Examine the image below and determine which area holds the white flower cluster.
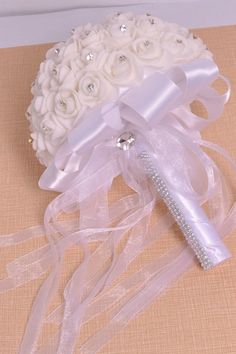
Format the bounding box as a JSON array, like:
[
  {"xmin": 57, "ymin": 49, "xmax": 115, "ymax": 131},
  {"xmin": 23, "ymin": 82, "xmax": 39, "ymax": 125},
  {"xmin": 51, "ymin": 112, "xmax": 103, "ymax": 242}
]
[{"xmin": 27, "ymin": 12, "xmax": 212, "ymax": 166}]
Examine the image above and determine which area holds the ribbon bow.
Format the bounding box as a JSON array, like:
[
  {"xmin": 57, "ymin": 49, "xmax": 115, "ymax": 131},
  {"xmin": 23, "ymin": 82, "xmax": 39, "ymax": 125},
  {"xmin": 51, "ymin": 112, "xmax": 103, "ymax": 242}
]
[{"xmin": 39, "ymin": 58, "xmax": 229, "ymax": 193}]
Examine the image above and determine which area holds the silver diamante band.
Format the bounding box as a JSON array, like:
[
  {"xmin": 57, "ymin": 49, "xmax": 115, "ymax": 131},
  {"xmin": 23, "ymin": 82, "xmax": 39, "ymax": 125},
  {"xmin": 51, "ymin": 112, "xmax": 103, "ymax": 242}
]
[{"xmin": 138, "ymin": 151, "xmax": 213, "ymax": 270}]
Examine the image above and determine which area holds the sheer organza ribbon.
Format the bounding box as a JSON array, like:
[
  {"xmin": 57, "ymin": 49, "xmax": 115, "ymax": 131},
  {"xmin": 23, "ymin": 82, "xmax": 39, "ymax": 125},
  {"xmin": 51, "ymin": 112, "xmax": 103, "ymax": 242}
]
[{"xmin": 1, "ymin": 58, "xmax": 236, "ymax": 354}]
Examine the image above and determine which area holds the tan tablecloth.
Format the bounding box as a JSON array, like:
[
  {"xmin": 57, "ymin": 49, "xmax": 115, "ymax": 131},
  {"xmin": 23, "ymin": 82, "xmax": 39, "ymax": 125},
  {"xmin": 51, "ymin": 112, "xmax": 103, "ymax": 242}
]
[{"xmin": 0, "ymin": 25, "xmax": 236, "ymax": 354}]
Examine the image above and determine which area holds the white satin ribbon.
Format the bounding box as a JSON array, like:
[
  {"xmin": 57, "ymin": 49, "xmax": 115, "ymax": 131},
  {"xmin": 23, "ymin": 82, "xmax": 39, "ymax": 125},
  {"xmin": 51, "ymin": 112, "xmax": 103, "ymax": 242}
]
[{"xmin": 1, "ymin": 58, "xmax": 236, "ymax": 354}]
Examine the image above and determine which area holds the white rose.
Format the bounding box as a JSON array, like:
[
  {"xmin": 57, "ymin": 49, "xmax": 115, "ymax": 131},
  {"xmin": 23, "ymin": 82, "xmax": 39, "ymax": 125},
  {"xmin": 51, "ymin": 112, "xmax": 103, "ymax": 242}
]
[
  {"xmin": 45, "ymin": 41, "xmax": 66, "ymax": 62},
  {"xmin": 74, "ymin": 24, "xmax": 107, "ymax": 48},
  {"xmin": 70, "ymin": 47, "xmax": 108, "ymax": 79},
  {"xmin": 48, "ymin": 39, "xmax": 80, "ymax": 67},
  {"xmin": 29, "ymin": 109, "xmax": 81, "ymax": 165},
  {"xmin": 30, "ymin": 107, "xmax": 84, "ymax": 166},
  {"xmin": 161, "ymin": 32, "xmax": 206, "ymax": 62},
  {"xmin": 135, "ymin": 15, "xmax": 163, "ymax": 38},
  {"xmin": 40, "ymin": 113, "xmax": 67, "ymax": 141},
  {"xmin": 77, "ymin": 70, "xmax": 117, "ymax": 107},
  {"xmin": 37, "ymin": 61, "xmax": 77, "ymax": 93},
  {"xmin": 30, "ymin": 113, "xmax": 66, "ymax": 155},
  {"xmin": 104, "ymin": 12, "xmax": 136, "ymax": 48},
  {"xmin": 79, "ymin": 43, "xmax": 105, "ymax": 67},
  {"xmin": 102, "ymin": 49, "xmax": 142, "ymax": 86},
  {"xmin": 34, "ymin": 88, "xmax": 83, "ymax": 121},
  {"xmin": 106, "ymin": 20, "xmax": 136, "ymax": 48},
  {"xmin": 53, "ymin": 90, "xmax": 83, "ymax": 120},
  {"xmin": 131, "ymin": 37, "xmax": 170, "ymax": 68}
]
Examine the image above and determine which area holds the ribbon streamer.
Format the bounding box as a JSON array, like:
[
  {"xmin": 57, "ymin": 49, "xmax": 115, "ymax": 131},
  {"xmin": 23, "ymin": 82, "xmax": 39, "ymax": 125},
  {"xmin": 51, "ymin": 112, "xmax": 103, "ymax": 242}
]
[
  {"xmin": 0, "ymin": 58, "xmax": 236, "ymax": 354},
  {"xmin": 39, "ymin": 58, "xmax": 232, "ymax": 269}
]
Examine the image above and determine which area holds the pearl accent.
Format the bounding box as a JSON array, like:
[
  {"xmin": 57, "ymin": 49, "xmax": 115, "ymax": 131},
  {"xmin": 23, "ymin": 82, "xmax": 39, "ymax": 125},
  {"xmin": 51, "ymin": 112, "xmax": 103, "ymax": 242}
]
[
  {"xmin": 138, "ymin": 151, "xmax": 213, "ymax": 270},
  {"xmin": 54, "ymin": 48, "xmax": 60, "ymax": 55}
]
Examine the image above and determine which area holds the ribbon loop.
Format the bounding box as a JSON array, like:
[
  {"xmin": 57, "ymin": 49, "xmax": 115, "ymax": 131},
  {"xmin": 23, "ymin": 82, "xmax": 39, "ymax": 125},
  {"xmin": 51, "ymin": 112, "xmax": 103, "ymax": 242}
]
[
  {"xmin": 39, "ymin": 58, "xmax": 226, "ymax": 194},
  {"xmin": 120, "ymin": 72, "xmax": 182, "ymax": 128}
]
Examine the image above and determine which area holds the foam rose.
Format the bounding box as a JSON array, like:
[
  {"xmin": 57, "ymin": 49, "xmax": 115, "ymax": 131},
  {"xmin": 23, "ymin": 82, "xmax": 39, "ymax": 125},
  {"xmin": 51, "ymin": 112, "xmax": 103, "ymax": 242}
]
[
  {"xmin": 161, "ymin": 32, "xmax": 208, "ymax": 63},
  {"xmin": 131, "ymin": 37, "xmax": 170, "ymax": 68},
  {"xmin": 77, "ymin": 70, "xmax": 117, "ymax": 107},
  {"xmin": 102, "ymin": 49, "xmax": 142, "ymax": 86}
]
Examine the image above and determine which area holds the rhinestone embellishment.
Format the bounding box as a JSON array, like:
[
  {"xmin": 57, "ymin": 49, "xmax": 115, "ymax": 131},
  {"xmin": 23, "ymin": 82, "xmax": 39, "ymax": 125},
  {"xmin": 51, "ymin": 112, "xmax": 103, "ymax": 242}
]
[
  {"xmin": 120, "ymin": 24, "xmax": 127, "ymax": 32},
  {"xmin": 144, "ymin": 40, "xmax": 151, "ymax": 47},
  {"xmin": 116, "ymin": 132, "xmax": 136, "ymax": 151},
  {"xmin": 42, "ymin": 125, "xmax": 51, "ymax": 134},
  {"xmin": 119, "ymin": 55, "xmax": 127, "ymax": 63},
  {"xmin": 87, "ymin": 83, "xmax": 95, "ymax": 94},
  {"xmin": 86, "ymin": 52, "xmax": 94, "ymax": 61},
  {"xmin": 54, "ymin": 48, "xmax": 60, "ymax": 55},
  {"xmin": 138, "ymin": 151, "xmax": 213, "ymax": 270},
  {"xmin": 149, "ymin": 18, "xmax": 155, "ymax": 25},
  {"xmin": 59, "ymin": 99, "xmax": 66, "ymax": 107}
]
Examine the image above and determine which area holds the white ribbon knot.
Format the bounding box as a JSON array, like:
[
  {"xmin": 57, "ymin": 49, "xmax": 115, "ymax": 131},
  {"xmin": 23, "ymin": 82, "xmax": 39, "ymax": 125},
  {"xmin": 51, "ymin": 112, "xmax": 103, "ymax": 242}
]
[{"xmin": 39, "ymin": 58, "xmax": 229, "ymax": 193}]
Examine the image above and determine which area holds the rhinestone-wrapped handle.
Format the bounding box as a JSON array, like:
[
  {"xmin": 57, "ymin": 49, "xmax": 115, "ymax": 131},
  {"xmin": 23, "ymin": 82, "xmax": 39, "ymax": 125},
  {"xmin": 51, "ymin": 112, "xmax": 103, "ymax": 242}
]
[{"xmin": 138, "ymin": 151, "xmax": 231, "ymax": 270}]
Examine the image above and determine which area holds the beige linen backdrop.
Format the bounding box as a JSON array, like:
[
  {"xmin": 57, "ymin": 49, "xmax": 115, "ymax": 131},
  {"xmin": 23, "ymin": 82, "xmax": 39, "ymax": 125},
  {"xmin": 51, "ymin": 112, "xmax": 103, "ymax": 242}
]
[{"xmin": 0, "ymin": 25, "xmax": 236, "ymax": 354}]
